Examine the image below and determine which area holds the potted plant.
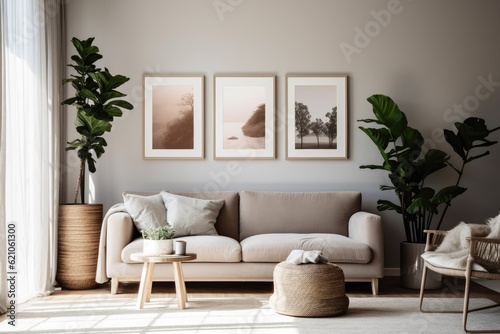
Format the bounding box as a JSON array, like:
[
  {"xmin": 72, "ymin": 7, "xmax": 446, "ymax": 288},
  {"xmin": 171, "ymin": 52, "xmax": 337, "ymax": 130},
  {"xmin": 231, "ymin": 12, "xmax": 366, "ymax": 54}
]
[
  {"xmin": 142, "ymin": 224, "xmax": 176, "ymax": 255},
  {"xmin": 358, "ymin": 94, "xmax": 499, "ymax": 288},
  {"xmin": 57, "ymin": 37, "xmax": 133, "ymax": 289}
]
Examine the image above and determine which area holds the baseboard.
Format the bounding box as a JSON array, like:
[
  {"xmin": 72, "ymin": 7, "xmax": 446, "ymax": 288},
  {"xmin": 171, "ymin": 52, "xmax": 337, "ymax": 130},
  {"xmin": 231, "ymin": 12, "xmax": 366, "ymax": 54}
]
[
  {"xmin": 384, "ymin": 268, "xmax": 500, "ymax": 293},
  {"xmin": 475, "ymin": 279, "xmax": 500, "ymax": 293}
]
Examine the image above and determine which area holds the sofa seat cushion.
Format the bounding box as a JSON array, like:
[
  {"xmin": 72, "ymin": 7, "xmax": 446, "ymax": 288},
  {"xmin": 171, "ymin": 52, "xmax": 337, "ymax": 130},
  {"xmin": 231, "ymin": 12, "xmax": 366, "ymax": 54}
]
[
  {"xmin": 240, "ymin": 233, "xmax": 372, "ymax": 263},
  {"xmin": 122, "ymin": 236, "xmax": 242, "ymax": 263}
]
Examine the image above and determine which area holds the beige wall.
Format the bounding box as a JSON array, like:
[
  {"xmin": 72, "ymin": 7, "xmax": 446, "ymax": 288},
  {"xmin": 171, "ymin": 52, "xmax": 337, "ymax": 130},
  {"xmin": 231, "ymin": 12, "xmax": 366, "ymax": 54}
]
[{"xmin": 64, "ymin": 0, "xmax": 500, "ymax": 268}]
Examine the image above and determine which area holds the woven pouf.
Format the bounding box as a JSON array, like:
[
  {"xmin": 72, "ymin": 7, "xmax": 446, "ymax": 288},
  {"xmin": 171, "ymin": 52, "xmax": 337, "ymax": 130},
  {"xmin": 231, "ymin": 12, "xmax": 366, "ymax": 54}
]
[{"xmin": 269, "ymin": 262, "xmax": 349, "ymax": 317}]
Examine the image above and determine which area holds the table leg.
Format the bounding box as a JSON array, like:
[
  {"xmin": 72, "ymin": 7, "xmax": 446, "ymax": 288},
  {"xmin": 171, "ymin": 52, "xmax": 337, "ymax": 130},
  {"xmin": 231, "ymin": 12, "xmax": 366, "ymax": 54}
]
[
  {"xmin": 136, "ymin": 262, "xmax": 154, "ymax": 309},
  {"xmin": 145, "ymin": 263, "xmax": 155, "ymax": 302},
  {"xmin": 173, "ymin": 261, "xmax": 187, "ymax": 309}
]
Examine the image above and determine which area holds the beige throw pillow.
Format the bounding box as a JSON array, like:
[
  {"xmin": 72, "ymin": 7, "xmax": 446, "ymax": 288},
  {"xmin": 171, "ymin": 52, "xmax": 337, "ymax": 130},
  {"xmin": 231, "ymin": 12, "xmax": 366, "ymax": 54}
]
[
  {"xmin": 122, "ymin": 193, "xmax": 167, "ymax": 232},
  {"xmin": 160, "ymin": 191, "xmax": 225, "ymax": 237}
]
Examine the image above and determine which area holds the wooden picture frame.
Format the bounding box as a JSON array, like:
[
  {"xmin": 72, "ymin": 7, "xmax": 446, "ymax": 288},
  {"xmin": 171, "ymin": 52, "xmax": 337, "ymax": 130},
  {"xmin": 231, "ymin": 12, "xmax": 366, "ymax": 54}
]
[
  {"xmin": 286, "ymin": 74, "xmax": 348, "ymax": 159},
  {"xmin": 143, "ymin": 75, "xmax": 204, "ymax": 159},
  {"xmin": 214, "ymin": 75, "xmax": 276, "ymax": 159}
]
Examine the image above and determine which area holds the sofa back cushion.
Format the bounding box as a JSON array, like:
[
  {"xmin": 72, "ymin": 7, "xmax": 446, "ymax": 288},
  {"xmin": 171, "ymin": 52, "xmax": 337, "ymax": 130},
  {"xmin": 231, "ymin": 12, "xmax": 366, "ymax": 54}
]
[
  {"xmin": 126, "ymin": 191, "xmax": 239, "ymax": 240},
  {"xmin": 239, "ymin": 191, "xmax": 361, "ymax": 240},
  {"xmin": 173, "ymin": 191, "xmax": 239, "ymax": 240}
]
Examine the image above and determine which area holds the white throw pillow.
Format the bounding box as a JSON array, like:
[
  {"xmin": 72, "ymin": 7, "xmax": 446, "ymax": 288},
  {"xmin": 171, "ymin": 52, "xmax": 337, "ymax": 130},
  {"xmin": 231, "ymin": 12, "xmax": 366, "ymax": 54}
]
[
  {"xmin": 160, "ymin": 191, "xmax": 225, "ymax": 237},
  {"xmin": 122, "ymin": 193, "xmax": 167, "ymax": 232}
]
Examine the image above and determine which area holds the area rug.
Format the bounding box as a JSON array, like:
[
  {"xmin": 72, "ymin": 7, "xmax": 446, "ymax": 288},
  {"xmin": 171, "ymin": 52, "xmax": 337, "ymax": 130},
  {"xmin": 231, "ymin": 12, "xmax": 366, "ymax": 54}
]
[{"xmin": 0, "ymin": 294, "xmax": 498, "ymax": 333}]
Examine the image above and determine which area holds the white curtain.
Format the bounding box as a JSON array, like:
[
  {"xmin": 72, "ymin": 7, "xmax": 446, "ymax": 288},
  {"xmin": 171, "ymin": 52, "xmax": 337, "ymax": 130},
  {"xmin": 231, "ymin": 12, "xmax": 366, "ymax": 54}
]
[
  {"xmin": 0, "ymin": 0, "xmax": 7, "ymax": 314},
  {"xmin": 0, "ymin": 0, "xmax": 64, "ymax": 308}
]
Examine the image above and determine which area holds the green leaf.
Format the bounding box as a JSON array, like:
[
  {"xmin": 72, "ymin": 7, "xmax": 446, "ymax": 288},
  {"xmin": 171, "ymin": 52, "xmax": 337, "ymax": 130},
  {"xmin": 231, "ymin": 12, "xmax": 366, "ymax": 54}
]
[
  {"xmin": 377, "ymin": 199, "xmax": 402, "ymax": 213},
  {"xmin": 107, "ymin": 99, "xmax": 133, "ymax": 110},
  {"xmin": 87, "ymin": 157, "xmax": 97, "ymax": 173},
  {"xmin": 366, "ymin": 94, "xmax": 408, "ymax": 138},
  {"xmin": 61, "ymin": 97, "xmax": 78, "ymax": 106},
  {"xmin": 102, "ymin": 91, "xmax": 126, "ymax": 102},
  {"xmin": 400, "ymin": 126, "xmax": 424, "ymax": 154},
  {"xmin": 359, "ymin": 164, "xmax": 387, "ymax": 170},
  {"xmin": 418, "ymin": 149, "xmax": 449, "ymax": 178},
  {"xmin": 407, "ymin": 197, "xmax": 436, "ymax": 215},
  {"xmin": 444, "ymin": 129, "xmax": 465, "ymax": 160},
  {"xmin": 79, "ymin": 88, "xmax": 99, "ymax": 103},
  {"xmin": 104, "ymin": 72, "xmax": 130, "ymax": 90},
  {"xmin": 359, "ymin": 127, "xmax": 391, "ymax": 151},
  {"xmin": 433, "ymin": 186, "xmax": 467, "ymax": 205}
]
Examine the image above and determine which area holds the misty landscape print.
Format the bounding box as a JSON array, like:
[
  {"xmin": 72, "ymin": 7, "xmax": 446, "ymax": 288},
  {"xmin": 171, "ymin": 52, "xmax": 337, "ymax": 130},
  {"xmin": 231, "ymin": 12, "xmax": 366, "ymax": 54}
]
[
  {"xmin": 152, "ymin": 85, "xmax": 194, "ymax": 150},
  {"xmin": 223, "ymin": 85, "xmax": 266, "ymax": 150},
  {"xmin": 294, "ymin": 85, "xmax": 338, "ymax": 149}
]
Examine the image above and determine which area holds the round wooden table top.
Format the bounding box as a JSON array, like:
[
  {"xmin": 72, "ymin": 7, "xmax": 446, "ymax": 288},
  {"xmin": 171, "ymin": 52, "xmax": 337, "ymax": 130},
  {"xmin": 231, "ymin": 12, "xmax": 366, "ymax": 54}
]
[{"xmin": 130, "ymin": 252, "xmax": 197, "ymax": 263}]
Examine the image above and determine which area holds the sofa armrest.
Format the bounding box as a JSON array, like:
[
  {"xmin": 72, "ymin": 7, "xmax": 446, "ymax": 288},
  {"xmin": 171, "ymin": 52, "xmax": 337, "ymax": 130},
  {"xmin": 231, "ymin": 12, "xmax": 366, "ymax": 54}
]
[
  {"xmin": 348, "ymin": 211, "xmax": 384, "ymax": 275},
  {"xmin": 106, "ymin": 212, "xmax": 136, "ymax": 268}
]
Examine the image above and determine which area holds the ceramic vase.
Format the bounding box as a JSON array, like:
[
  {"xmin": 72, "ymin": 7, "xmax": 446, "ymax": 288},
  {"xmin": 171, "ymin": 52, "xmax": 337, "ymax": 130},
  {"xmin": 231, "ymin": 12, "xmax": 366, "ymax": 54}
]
[
  {"xmin": 143, "ymin": 239, "xmax": 173, "ymax": 255},
  {"xmin": 400, "ymin": 241, "xmax": 442, "ymax": 289}
]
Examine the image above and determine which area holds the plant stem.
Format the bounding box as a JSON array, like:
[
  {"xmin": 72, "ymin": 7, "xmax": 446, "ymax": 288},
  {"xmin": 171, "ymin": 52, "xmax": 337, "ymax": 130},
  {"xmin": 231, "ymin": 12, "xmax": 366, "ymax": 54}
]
[
  {"xmin": 74, "ymin": 159, "xmax": 85, "ymax": 204},
  {"xmin": 435, "ymin": 153, "xmax": 467, "ymax": 230}
]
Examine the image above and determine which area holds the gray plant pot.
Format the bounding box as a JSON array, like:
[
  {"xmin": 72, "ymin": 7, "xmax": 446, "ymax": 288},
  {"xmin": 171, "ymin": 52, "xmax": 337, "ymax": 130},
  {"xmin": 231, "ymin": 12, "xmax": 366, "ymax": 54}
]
[{"xmin": 400, "ymin": 242, "xmax": 442, "ymax": 289}]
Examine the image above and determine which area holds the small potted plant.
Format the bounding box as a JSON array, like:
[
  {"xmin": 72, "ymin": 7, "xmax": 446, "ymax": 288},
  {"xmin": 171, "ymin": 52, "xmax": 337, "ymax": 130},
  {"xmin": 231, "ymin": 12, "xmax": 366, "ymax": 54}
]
[{"xmin": 142, "ymin": 224, "xmax": 176, "ymax": 255}]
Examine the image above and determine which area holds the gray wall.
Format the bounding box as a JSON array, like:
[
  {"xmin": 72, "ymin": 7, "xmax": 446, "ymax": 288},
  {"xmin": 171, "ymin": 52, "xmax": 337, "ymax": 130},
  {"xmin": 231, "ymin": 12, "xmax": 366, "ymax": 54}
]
[{"xmin": 64, "ymin": 0, "xmax": 500, "ymax": 269}]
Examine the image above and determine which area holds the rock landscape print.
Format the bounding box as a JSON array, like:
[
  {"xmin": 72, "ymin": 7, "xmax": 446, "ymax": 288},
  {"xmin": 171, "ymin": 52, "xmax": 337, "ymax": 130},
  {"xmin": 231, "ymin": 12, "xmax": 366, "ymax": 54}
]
[
  {"xmin": 295, "ymin": 85, "xmax": 337, "ymax": 149},
  {"xmin": 152, "ymin": 85, "xmax": 194, "ymax": 149},
  {"xmin": 222, "ymin": 85, "xmax": 266, "ymax": 150}
]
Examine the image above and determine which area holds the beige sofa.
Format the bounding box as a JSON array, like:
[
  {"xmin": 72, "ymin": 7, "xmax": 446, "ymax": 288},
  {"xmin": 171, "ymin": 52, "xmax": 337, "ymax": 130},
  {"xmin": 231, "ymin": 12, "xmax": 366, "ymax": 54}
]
[{"xmin": 97, "ymin": 191, "xmax": 384, "ymax": 295}]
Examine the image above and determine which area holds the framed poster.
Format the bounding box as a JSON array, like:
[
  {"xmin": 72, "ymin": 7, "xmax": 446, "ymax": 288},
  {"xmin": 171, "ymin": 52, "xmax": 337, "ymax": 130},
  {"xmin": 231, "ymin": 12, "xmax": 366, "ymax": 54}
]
[
  {"xmin": 143, "ymin": 75, "xmax": 204, "ymax": 159},
  {"xmin": 286, "ymin": 74, "xmax": 348, "ymax": 159},
  {"xmin": 214, "ymin": 75, "xmax": 276, "ymax": 159}
]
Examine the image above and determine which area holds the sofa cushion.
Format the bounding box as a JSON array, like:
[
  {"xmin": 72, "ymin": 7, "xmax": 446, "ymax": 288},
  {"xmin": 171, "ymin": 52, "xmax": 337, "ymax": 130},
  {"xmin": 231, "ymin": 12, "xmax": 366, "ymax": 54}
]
[
  {"xmin": 239, "ymin": 191, "xmax": 361, "ymax": 240},
  {"xmin": 240, "ymin": 233, "xmax": 372, "ymax": 263},
  {"xmin": 122, "ymin": 193, "xmax": 167, "ymax": 232},
  {"xmin": 122, "ymin": 236, "xmax": 242, "ymax": 263},
  {"xmin": 161, "ymin": 191, "xmax": 225, "ymax": 237},
  {"xmin": 124, "ymin": 191, "xmax": 240, "ymax": 240}
]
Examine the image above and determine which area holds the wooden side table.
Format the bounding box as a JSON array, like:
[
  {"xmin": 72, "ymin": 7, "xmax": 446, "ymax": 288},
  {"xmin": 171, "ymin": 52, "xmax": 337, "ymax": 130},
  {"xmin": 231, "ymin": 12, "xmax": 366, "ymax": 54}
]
[{"xmin": 130, "ymin": 252, "xmax": 197, "ymax": 310}]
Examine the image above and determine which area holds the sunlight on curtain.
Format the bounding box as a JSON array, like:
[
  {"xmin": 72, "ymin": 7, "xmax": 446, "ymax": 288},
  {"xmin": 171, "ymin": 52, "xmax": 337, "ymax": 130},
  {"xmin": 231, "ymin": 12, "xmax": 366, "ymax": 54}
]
[{"xmin": 0, "ymin": 0, "xmax": 63, "ymax": 306}]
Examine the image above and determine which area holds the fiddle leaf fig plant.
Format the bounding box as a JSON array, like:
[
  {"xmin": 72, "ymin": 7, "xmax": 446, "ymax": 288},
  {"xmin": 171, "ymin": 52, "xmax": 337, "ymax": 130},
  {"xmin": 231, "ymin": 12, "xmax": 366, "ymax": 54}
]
[
  {"xmin": 359, "ymin": 94, "xmax": 499, "ymax": 243},
  {"xmin": 62, "ymin": 37, "xmax": 133, "ymax": 204}
]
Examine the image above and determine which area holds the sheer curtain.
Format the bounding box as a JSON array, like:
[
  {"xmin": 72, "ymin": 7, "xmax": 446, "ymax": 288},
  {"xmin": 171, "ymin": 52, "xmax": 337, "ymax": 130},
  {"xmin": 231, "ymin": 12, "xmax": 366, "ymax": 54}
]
[{"xmin": 0, "ymin": 0, "xmax": 64, "ymax": 309}]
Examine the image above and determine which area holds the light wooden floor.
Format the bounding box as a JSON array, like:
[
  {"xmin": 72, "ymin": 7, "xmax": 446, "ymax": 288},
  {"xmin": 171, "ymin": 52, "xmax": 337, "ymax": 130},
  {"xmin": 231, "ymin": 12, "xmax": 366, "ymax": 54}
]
[{"xmin": 54, "ymin": 276, "xmax": 500, "ymax": 303}]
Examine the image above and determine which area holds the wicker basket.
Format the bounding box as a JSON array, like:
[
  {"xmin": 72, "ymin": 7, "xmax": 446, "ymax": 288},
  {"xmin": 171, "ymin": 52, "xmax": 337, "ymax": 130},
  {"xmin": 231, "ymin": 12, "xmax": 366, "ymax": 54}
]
[
  {"xmin": 270, "ymin": 261, "xmax": 349, "ymax": 317},
  {"xmin": 56, "ymin": 204, "xmax": 103, "ymax": 290}
]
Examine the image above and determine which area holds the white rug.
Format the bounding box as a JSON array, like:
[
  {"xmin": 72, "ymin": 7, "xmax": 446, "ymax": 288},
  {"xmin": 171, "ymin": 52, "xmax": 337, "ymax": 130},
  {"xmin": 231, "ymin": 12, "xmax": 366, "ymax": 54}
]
[{"xmin": 0, "ymin": 294, "xmax": 498, "ymax": 333}]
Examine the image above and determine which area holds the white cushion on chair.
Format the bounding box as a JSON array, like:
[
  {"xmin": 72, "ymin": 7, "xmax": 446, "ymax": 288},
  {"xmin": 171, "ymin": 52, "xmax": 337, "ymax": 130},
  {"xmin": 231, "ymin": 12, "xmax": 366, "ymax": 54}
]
[
  {"xmin": 421, "ymin": 251, "xmax": 487, "ymax": 272},
  {"xmin": 420, "ymin": 221, "xmax": 492, "ymax": 272}
]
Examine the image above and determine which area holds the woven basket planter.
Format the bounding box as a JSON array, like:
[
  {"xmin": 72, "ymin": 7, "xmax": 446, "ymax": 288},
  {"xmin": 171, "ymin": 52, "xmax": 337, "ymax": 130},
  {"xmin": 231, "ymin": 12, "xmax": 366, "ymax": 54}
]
[
  {"xmin": 270, "ymin": 262, "xmax": 349, "ymax": 317},
  {"xmin": 57, "ymin": 204, "xmax": 103, "ymax": 290}
]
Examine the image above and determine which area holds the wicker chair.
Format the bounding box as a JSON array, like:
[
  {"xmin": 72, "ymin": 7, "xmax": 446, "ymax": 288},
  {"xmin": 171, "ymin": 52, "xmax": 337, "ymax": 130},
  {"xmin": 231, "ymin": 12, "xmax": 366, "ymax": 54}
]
[{"xmin": 419, "ymin": 229, "xmax": 500, "ymax": 333}]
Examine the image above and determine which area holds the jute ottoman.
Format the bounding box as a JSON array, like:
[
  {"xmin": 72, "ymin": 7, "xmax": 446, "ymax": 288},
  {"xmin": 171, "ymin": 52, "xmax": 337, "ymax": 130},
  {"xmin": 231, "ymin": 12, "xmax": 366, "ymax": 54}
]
[{"xmin": 269, "ymin": 262, "xmax": 349, "ymax": 317}]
